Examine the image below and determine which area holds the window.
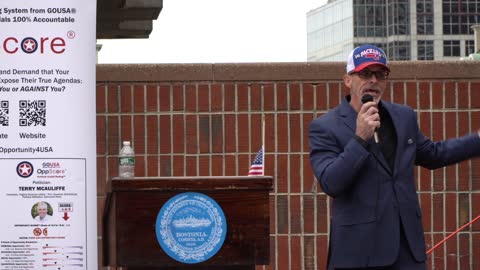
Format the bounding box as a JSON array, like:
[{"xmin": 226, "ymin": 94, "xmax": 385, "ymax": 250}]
[
  {"xmin": 388, "ymin": 41, "xmax": 411, "ymax": 60},
  {"xmin": 354, "ymin": 43, "xmax": 387, "ymax": 50},
  {"xmin": 443, "ymin": 40, "xmax": 461, "ymax": 56},
  {"xmin": 354, "ymin": 0, "xmax": 386, "ymax": 37},
  {"xmin": 417, "ymin": 0, "xmax": 434, "ymax": 34},
  {"xmin": 387, "ymin": 0, "xmax": 410, "ymax": 36},
  {"xmin": 443, "ymin": 0, "xmax": 480, "ymax": 34},
  {"xmin": 465, "ymin": 40, "xmax": 476, "ymax": 55},
  {"xmin": 417, "ymin": 40, "xmax": 434, "ymax": 60}
]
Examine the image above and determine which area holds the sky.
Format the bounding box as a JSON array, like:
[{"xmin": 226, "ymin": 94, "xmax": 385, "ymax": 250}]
[{"xmin": 97, "ymin": 0, "xmax": 328, "ymax": 64}]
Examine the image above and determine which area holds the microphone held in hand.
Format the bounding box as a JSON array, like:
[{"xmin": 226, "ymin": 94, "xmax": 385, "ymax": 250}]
[
  {"xmin": 361, "ymin": 94, "xmax": 379, "ymax": 143},
  {"xmin": 361, "ymin": 93, "xmax": 373, "ymax": 104}
]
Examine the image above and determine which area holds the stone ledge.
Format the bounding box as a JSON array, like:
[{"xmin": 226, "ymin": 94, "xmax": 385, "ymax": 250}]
[{"xmin": 96, "ymin": 61, "xmax": 480, "ymax": 82}]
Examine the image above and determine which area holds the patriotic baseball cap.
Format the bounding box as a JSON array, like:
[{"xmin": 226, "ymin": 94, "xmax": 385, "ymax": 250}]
[{"xmin": 346, "ymin": 45, "xmax": 390, "ymax": 74}]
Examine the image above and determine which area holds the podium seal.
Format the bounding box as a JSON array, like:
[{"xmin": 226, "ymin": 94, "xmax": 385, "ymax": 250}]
[{"xmin": 155, "ymin": 192, "xmax": 227, "ymax": 264}]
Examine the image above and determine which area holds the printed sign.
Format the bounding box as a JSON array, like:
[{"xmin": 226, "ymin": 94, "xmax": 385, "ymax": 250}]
[
  {"xmin": 155, "ymin": 192, "xmax": 227, "ymax": 264},
  {"xmin": 0, "ymin": 1, "xmax": 97, "ymax": 269}
]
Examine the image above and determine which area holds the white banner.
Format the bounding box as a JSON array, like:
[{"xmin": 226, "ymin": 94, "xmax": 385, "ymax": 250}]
[{"xmin": 0, "ymin": 1, "xmax": 97, "ymax": 270}]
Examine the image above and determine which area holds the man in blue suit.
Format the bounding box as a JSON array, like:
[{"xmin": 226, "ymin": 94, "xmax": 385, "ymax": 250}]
[{"xmin": 308, "ymin": 45, "xmax": 480, "ymax": 270}]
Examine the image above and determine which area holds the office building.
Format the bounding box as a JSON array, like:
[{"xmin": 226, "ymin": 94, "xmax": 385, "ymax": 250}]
[{"xmin": 307, "ymin": 0, "xmax": 480, "ymax": 61}]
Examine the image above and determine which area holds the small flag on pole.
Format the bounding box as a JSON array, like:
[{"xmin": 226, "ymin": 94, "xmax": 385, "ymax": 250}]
[{"xmin": 248, "ymin": 147, "xmax": 264, "ymax": 176}]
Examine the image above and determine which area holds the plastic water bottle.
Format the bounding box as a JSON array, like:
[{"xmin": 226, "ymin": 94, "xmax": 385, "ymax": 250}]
[{"xmin": 119, "ymin": 141, "xmax": 135, "ymax": 178}]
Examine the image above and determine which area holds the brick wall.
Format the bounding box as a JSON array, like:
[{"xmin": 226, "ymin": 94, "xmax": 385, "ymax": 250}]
[{"xmin": 96, "ymin": 62, "xmax": 480, "ymax": 270}]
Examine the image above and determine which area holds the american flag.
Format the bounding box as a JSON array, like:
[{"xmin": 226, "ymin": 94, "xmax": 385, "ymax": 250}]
[{"xmin": 248, "ymin": 147, "xmax": 264, "ymax": 176}]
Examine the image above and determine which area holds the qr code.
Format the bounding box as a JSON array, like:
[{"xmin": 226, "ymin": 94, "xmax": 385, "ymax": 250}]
[
  {"xmin": 0, "ymin": 101, "xmax": 8, "ymax": 126},
  {"xmin": 19, "ymin": 100, "xmax": 46, "ymax": 126}
]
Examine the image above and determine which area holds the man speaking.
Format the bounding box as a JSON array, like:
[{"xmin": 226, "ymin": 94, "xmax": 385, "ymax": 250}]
[{"xmin": 308, "ymin": 45, "xmax": 480, "ymax": 270}]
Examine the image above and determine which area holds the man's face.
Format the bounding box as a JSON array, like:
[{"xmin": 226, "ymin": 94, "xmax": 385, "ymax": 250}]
[
  {"xmin": 38, "ymin": 205, "xmax": 47, "ymax": 218},
  {"xmin": 344, "ymin": 64, "xmax": 389, "ymax": 112}
]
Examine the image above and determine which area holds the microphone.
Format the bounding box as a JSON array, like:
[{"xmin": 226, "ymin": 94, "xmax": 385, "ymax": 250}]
[{"xmin": 361, "ymin": 94, "xmax": 379, "ymax": 143}]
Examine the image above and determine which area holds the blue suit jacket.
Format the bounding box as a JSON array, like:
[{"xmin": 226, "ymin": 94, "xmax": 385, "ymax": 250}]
[{"xmin": 308, "ymin": 97, "xmax": 480, "ymax": 268}]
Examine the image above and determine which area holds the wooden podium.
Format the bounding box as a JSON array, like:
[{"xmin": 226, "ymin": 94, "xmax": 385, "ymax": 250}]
[{"xmin": 103, "ymin": 176, "xmax": 273, "ymax": 270}]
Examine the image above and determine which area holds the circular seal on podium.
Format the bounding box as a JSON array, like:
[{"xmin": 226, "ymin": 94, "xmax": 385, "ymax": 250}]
[{"xmin": 155, "ymin": 192, "xmax": 227, "ymax": 264}]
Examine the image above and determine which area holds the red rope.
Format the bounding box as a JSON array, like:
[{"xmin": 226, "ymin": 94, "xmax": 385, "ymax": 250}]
[{"xmin": 426, "ymin": 214, "xmax": 480, "ymax": 255}]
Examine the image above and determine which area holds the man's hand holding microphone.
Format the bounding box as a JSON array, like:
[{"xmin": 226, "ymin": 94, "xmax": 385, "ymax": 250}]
[{"xmin": 356, "ymin": 94, "xmax": 380, "ymax": 143}]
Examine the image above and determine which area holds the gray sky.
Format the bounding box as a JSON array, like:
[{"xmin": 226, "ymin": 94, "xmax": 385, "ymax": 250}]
[{"xmin": 97, "ymin": 0, "xmax": 328, "ymax": 64}]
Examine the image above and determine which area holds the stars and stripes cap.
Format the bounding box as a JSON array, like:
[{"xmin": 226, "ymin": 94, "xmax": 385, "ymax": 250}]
[{"xmin": 346, "ymin": 44, "xmax": 390, "ymax": 74}]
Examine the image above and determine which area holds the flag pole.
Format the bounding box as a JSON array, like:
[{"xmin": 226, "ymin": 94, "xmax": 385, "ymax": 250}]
[
  {"xmin": 262, "ymin": 114, "xmax": 265, "ymax": 176},
  {"xmin": 426, "ymin": 213, "xmax": 480, "ymax": 254}
]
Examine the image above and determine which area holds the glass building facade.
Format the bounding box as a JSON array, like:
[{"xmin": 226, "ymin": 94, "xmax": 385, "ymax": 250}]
[
  {"xmin": 307, "ymin": 0, "xmax": 480, "ymax": 61},
  {"xmin": 307, "ymin": 0, "xmax": 354, "ymax": 61}
]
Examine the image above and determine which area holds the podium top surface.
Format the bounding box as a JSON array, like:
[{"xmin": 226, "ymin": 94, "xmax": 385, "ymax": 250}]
[{"xmin": 108, "ymin": 176, "xmax": 273, "ymax": 192}]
